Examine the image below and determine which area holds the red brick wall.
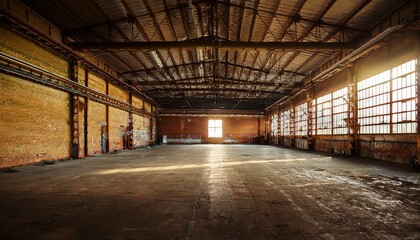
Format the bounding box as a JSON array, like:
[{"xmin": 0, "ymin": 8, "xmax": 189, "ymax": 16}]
[{"xmin": 157, "ymin": 116, "xmax": 261, "ymax": 144}]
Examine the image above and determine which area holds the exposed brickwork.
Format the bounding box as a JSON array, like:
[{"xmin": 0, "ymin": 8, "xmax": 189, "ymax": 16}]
[
  {"xmin": 358, "ymin": 135, "xmax": 416, "ymax": 164},
  {"xmin": 77, "ymin": 96, "xmax": 86, "ymax": 158},
  {"xmin": 109, "ymin": 107, "xmax": 128, "ymax": 151},
  {"xmin": 108, "ymin": 83, "xmax": 129, "ymax": 103},
  {"xmin": 157, "ymin": 116, "xmax": 260, "ymax": 144},
  {"xmin": 0, "ymin": 25, "xmax": 157, "ymax": 167},
  {"xmin": 0, "ymin": 74, "xmax": 70, "ymax": 168},
  {"xmin": 0, "ymin": 26, "xmax": 68, "ymax": 77},
  {"xmin": 133, "ymin": 114, "xmax": 150, "ymax": 147},
  {"xmin": 132, "ymin": 96, "xmax": 143, "ymax": 109},
  {"xmin": 88, "ymin": 72, "xmax": 106, "ymax": 94},
  {"xmin": 144, "ymin": 102, "xmax": 152, "ymax": 112},
  {"xmin": 87, "ymin": 101, "xmax": 106, "ymax": 155}
]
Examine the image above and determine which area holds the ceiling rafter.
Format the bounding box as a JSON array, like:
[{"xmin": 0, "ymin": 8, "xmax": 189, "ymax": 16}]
[
  {"xmin": 268, "ymin": 0, "xmax": 339, "ymax": 95},
  {"xmin": 279, "ymin": 0, "xmax": 374, "ymax": 88},
  {"xmin": 119, "ymin": 0, "xmax": 179, "ymax": 98},
  {"xmin": 216, "ymin": 0, "xmax": 365, "ymax": 33},
  {"xmin": 90, "ymin": 0, "xmax": 171, "ymax": 98},
  {"xmin": 20, "ymin": 0, "xmax": 410, "ymax": 110},
  {"xmin": 122, "ymin": 60, "xmax": 305, "ymax": 77},
  {"xmin": 52, "ymin": 0, "xmax": 161, "ymax": 95},
  {"xmin": 140, "ymin": 0, "xmax": 182, "ymax": 82},
  {"xmin": 137, "ymin": 79, "xmax": 279, "ymax": 87},
  {"xmin": 239, "ymin": 0, "xmax": 283, "ymax": 103},
  {"xmin": 145, "ymin": 87, "xmax": 285, "ymax": 95}
]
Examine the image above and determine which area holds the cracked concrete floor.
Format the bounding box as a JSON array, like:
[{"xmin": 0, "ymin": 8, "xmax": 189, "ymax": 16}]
[{"xmin": 0, "ymin": 145, "xmax": 419, "ymax": 240}]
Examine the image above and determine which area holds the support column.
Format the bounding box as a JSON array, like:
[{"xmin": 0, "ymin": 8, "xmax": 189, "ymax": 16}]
[
  {"xmin": 127, "ymin": 93, "xmax": 134, "ymax": 149},
  {"xmin": 150, "ymin": 105, "xmax": 156, "ymax": 146},
  {"xmin": 84, "ymin": 69, "xmax": 89, "ymax": 157},
  {"xmin": 257, "ymin": 116, "xmax": 261, "ymax": 144},
  {"xmin": 415, "ymin": 31, "xmax": 420, "ymax": 169},
  {"xmin": 69, "ymin": 61, "xmax": 80, "ymax": 159},
  {"xmin": 277, "ymin": 107, "xmax": 281, "ymax": 145},
  {"xmin": 290, "ymin": 101, "xmax": 295, "ymax": 148},
  {"xmin": 347, "ymin": 65, "xmax": 359, "ymax": 156},
  {"xmin": 105, "ymin": 80, "xmax": 110, "ymax": 153},
  {"xmin": 152, "ymin": 105, "xmax": 158, "ymax": 145},
  {"xmin": 306, "ymin": 91, "xmax": 314, "ymax": 150}
]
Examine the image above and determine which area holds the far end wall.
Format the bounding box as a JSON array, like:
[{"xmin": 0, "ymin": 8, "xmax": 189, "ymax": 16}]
[{"xmin": 157, "ymin": 116, "xmax": 263, "ymax": 144}]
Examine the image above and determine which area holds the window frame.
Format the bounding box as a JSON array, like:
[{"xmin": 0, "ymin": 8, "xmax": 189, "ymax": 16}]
[{"xmin": 208, "ymin": 119, "xmax": 223, "ymax": 138}]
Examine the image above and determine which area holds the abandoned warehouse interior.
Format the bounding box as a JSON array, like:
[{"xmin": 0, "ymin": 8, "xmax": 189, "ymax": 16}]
[{"xmin": 0, "ymin": 0, "xmax": 420, "ymax": 239}]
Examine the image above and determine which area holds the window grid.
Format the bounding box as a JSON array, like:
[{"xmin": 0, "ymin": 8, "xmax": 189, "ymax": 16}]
[
  {"xmin": 332, "ymin": 87, "xmax": 348, "ymax": 135},
  {"xmin": 281, "ymin": 109, "xmax": 290, "ymax": 136},
  {"xmin": 316, "ymin": 93, "xmax": 332, "ymax": 135},
  {"xmin": 357, "ymin": 59, "xmax": 417, "ymax": 134},
  {"xmin": 271, "ymin": 114, "xmax": 278, "ymax": 135},
  {"xmin": 391, "ymin": 59, "xmax": 417, "ymax": 133},
  {"xmin": 208, "ymin": 119, "xmax": 222, "ymax": 138},
  {"xmin": 270, "ymin": 60, "xmax": 417, "ymax": 137},
  {"xmin": 295, "ymin": 103, "xmax": 308, "ymax": 136}
]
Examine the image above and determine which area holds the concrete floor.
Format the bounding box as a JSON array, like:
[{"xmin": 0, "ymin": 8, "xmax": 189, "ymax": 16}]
[{"xmin": 0, "ymin": 145, "xmax": 419, "ymax": 240}]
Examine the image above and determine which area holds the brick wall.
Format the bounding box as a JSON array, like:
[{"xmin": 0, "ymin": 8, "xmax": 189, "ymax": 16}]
[
  {"xmin": 109, "ymin": 83, "xmax": 129, "ymax": 103},
  {"xmin": 157, "ymin": 116, "xmax": 260, "ymax": 144},
  {"xmin": 0, "ymin": 74, "xmax": 70, "ymax": 168},
  {"xmin": 0, "ymin": 25, "xmax": 156, "ymax": 167},
  {"xmin": 109, "ymin": 107, "xmax": 128, "ymax": 151},
  {"xmin": 0, "ymin": 26, "xmax": 67, "ymax": 76},
  {"xmin": 133, "ymin": 114, "xmax": 150, "ymax": 147},
  {"xmin": 87, "ymin": 101, "xmax": 106, "ymax": 155},
  {"xmin": 88, "ymin": 72, "xmax": 106, "ymax": 93},
  {"xmin": 132, "ymin": 96, "xmax": 143, "ymax": 109},
  {"xmin": 0, "ymin": 26, "xmax": 71, "ymax": 168}
]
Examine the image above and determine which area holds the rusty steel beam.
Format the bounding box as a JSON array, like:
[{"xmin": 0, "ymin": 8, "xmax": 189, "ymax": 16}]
[
  {"xmin": 71, "ymin": 39, "xmax": 356, "ymax": 50},
  {"xmin": 145, "ymin": 87, "xmax": 284, "ymax": 94}
]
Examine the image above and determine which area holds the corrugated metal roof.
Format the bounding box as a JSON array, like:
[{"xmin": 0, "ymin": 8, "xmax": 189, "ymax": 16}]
[{"xmin": 19, "ymin": 0, "xmax": 413, "ymax": 109}]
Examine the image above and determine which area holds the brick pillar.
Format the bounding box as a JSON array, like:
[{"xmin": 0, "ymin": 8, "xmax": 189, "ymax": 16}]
[
  {"xmin": 415, "ymin": 31, "xmax": 420, "ymax": 169},
  {"xmin": 306, "ymin": 91, "xmax": 314, "ymax": 150},
  {"xmin": 84, "ymin": 69, "xmax": 89, "ymax": 157},
  {"xmin": 289, "ymin": 101, "xmax": 295, "ymax": 148},
  {"xmin": 347, "ymin": 65, "xmax": 359, "ymax": 156},
  {"xmin": 105, "ymin": 80, "xmax": 110, "ymax": 153},
  {"xmin": 69, "ymin": 61, "xmax": 80, "ymax": 159},
  {"xmin": 127, "ymin": 93, "xmax": 134, "ymax": 149}
]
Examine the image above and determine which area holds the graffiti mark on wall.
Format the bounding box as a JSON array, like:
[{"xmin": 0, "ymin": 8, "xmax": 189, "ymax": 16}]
[{"xmin": 133, "ymin": 129, "xmax": 150, "ymax": 147}]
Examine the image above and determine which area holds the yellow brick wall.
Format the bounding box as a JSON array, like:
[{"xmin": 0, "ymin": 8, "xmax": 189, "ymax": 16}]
[
  {"xmin": 78, "ymin": 96, "xmax": 86, "ymax": 158},
  {"xmin": 109, "ymin": 107, "xmax": 129, "ymax": 151},
  {"xmin": 0, "ymin": 26, "xmax": 68, "ymax": 77},
  {"xmin": 133, "ymin": 114, "xmax": 151, "ymax": 147},
  {"xmin": 0, "ymin": 74, "xmax": 70, "ymax": 168},
  {"xmin": 76, "ymin": 67, "xmax": 87, "ymax": 157},
  {"xmin": 109, "ymin": 83, "xmax": 129, "ymax": 103},
  {"xmin": 144, "ymin": 101, "xmax": 152, "ymax": 112},
  {"xmin": 132, "ymin": 96, "xmax": 143, "ymax": 109},
  {"xmin": 88, "ymin": 72, "xmax": 106, "ymax": 94},
  {"xmin": 0, "ymin": 26, "xmax": 157, "ymax": 165},
  {"xmin": 77, "ymin": 66, "xmax": 86, "ymax": 86},
  {"xmin": 87, "ymin": 101, "xmax": 106, "ymax": 155}
]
